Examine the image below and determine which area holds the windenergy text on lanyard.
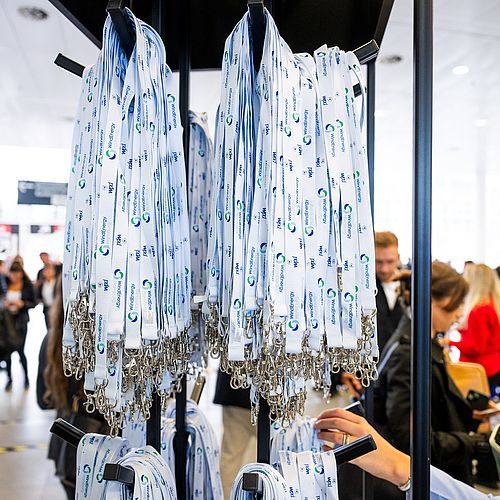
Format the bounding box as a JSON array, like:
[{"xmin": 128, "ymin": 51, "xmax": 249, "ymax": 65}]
[
  {"xmin": 62, "ymin": 9, "xmax": 193, "ymax": 433},
  {"xmin": 204, "ymin": 8, "xmax": 377, "ymax": 424}
]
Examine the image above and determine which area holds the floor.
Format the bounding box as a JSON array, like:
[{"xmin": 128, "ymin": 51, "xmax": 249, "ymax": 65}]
[{"xmin": 0, "ymin": 306, "xmax": 497, "ymax": 499}]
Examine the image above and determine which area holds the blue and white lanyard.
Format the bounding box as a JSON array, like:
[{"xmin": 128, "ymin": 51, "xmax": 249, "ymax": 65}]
[
  {"xmin": 270, "ymin": 416, "xmax": 322, "ymax": 468},
  {"xmin": 188, "ymin": 111, "xmax": 214, "ymax": 367},
  {"xmin": 104, "ymin": 446, "xmax": 177, "ymax": 500},
  {"xmin": 76, "ymin": 433, "xmax": 130, "ymax": 499},
  {"xmin": 62, "ymin": 9, "xmax": 194, "ymax": 432},
  {"xmin": 230, "ymin": 463, "xmax": 290, "ymax": 500},
  {"xmin": 278, "ymin": 450, "xmax": 339, "ymax": 500},
  {"xmin": 162, "ymin": 399, "xmax": 224, "ymax": 499},
  {"xmin": 76, "ymin": 433, "xmax": 176, "ymax": 499},
  {"xmin": 204, "ymin": 8, "xmax": 378, "ymax": 423}
]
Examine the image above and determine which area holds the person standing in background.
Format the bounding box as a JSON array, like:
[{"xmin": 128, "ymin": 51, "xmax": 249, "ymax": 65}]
[
  {"xmin": 449, "ymin": 263, "xmax": 500, "ymax": 393},
  {"xmin": 374, "ymin": 231, "xmax": 404, "ymax": 351},
  {"xmin": 36, "ymin": 252, "xmax": 51, "ymax": 283},
  {"xmin": 36, "ymin": 263, "xmax": 57, "ymax": 329},
  {"xmin": 339, "ymin": 231, "xmax": 403, "ymax": 397},
  {"xmin": 4, "ymin": 261, "xmax": 35, "ymax": 390}
]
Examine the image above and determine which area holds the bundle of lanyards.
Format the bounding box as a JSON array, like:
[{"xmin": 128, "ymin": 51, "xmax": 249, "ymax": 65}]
[
  {"xmin": 270, "ymin": 415, "xmax": 322, "ymax": 468},
  {"xmin": 230, "ymin": 450, "xmax": 339, "ymax": 499},
  {"xmin": 204, "ymin": 8, "xmax": 377, "ymax": 423},
  {"xmin": 121, "ymin": 399, "xmax": 224, "ymax": 499},
  {"xmin": 75, "ymin": 433, "xmax": 177, "ymax": 499},
  {"xmin": 62, "ymin": 9, "xmax": 194, "ymax": 433},
  {"xmin": 188, "ymin": 111, "xmax": 214, "ymax": 368}
]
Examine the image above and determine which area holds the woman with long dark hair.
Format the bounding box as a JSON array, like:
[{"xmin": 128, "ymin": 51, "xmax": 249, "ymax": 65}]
[
  {"xmin": 4, "ymin": 261, "xmax": 35, "ymax": 390},
  {"xmin": 38, "ymin": 277, "xmax": 108, "ymax": 499}
]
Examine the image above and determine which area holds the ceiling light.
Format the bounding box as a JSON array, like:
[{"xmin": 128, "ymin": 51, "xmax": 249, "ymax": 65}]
[
  {"xmin": 452, "ymin": 65, "xmax": 469, "ymax": 75},
  {"xmin": 474, "ymin": 119, "xmax": 488, "ymax": 127},
  {"xmin": 18, "ymin": 6, "xmax": 48, "ymax": 21},
  {"xmin": 379, "ymin": 55, "xmax": 402, "ymax": 65}
]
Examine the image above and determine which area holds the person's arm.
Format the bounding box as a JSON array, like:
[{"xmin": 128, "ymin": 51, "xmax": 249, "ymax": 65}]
[
  {"xmin": 314, "ymin": 408, "xmax": 498, "ymax": 500},
  {"xmin": 451, "ymin": 306, "xmax": 492, "ymax": 357}
]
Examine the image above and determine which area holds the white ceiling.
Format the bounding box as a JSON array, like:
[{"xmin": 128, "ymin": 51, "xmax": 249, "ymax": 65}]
[{"xmin": 0, "ymin": 0, "xmax": 499, "ymax": 265}]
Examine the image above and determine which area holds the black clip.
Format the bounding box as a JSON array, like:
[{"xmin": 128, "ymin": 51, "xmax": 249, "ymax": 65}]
[
  {"xmin": 242, "ymin": 472, "xmax": 263, "ymax": 498},
  {"xmin": 106, "ymin": 0, "xmax": 136, "ymax": 59},
  {"xmin": 103, "ymin": 463, "xmax": 135, "ymax": 486},
  {"xmin": 248, "ymin": 0, "xmax": 266, "ymax": 71}
]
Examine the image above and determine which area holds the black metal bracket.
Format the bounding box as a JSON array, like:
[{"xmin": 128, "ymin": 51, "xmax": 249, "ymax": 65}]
[
  {"xmin": 243, "ymin": 472, "xmax": 264, "ymax": 498},
  {"xmin": 50, "ymin": 417, "xmax": 136, "ymax": 487},
  {"xmin": 248, "ymin": 0, "xmax": 266, "ymax": 71},
  {"xmin": 54, "ymin": 53, "xmax": 84, "ymax": 78},
  {"xmin": 50, "ymin": 417, "xmax": 85, "ymax": 446},
  {"xmin": 106, "ymin": 0, "xmax": 136, "ymax": 59},
  {"xmin": 103, "ymin": 462, "xmax": 135, "ymax": 486},
  {"xmin": 353, "ymin": 39, "xmax": 379, "ymax": 65}
]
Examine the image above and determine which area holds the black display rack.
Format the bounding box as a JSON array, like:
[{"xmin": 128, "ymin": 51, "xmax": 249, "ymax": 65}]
[{"xmin": 48, "ymin": 0, "xmax": 439, "ymax": 499}]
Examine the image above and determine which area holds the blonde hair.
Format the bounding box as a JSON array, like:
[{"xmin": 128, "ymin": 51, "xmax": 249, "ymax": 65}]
[
  {"xmin": 463, "ymin": 263, "xmax": 500, "ymax": 322},
  {"xmin": 374, "ymin": 231, "xmax": 398, "ymax": 249}
]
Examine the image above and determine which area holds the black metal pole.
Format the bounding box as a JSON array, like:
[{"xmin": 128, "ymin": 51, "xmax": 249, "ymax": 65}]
[
  {"xmin": 366, "ymin": 61, "xmax": 376, "ymax": 219},
  {"xmin": 362, "ymin": 59, "xmax": 376, "ymax": 500},
  {"xmin": 257, "ymin": 398, "xmax": 271, "ymax": 464},
  {"xmin": 411, "ymin": 0, "xmax": 433, "ymax": 498},
  {"xmin": 172, "ymin": 0, "xmax": 191, "ymax": 498},
  {"xmin": 174, "ymin": 376, "xmax": 188, "ymax": 500},
  {"xmin": 146, "ymin": 392, "xmax": 162, "ymax": 450}
]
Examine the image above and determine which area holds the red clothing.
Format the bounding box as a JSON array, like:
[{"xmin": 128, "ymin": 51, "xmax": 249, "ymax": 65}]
[{"xmin": 451, "ymin": 302, "xmax": 500, "ymax": 377}]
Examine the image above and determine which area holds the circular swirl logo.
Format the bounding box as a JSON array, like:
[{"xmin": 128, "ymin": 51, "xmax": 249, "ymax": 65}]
[
  {"xmin": 142, "ymin": 279, "xmax": 153, "ymax": 290},
  {"xmin": 318, "ymin": 188, "xmax": 327, "ymax": 199},
  {"xmin": 105, "ymin": 149, "xmax": 116, "ymax": 160},
  {"xmin": 128, "ymin": 311, "xmax": 139, "ymax": 322},
  {"xmin": 99, "ymin": 245, "xmax": 110, "ymax": 256},
  {"xmin": 288, "ymin": 319, "xmax": 299, "ymax": 331},
  {"xmin": 113, "ymin": 269, "xmax": 124, "ymax": 280}
]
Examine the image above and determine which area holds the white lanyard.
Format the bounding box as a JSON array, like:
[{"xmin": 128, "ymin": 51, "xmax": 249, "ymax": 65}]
[
  {"xmin": 63, "ymin": 9, "xmax": 194, "ymax": 430},
  {"xmin": 277, "ymin": 450, "xmax": 339, "ymax": 500},
  {"xmin": 162, "ymin": 399, "xmax": 224, "ymax": 499},
  {"xmin": 204, "ymin": 8, "xmax": 379, "ymax": 422},
  {"xmin": 76, "ymin": 433, "xmax": 130, "ymax": 499},
  {"xmin": 104, "ymin": 446, "xmax": 177, "ymax": 500},
  {"xmin": 230, "ymin": 463, "xmax": 290, "ymax": 500}
]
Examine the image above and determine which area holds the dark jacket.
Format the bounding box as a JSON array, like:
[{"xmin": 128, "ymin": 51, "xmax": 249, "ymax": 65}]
[
  {"xmin": 376, "ymin": 277, "xmax": 403, "ymax": 353},
  {"xmin": 213, "ymin": 370, "xmax": 251, "ymax": 409},
  {"xmin": 6, "ymin": 276, "xmax": 35, "ymax": 330},
  {"xmin": 375, "ymin": 315, "xmax": 480, "ymax": 485}
]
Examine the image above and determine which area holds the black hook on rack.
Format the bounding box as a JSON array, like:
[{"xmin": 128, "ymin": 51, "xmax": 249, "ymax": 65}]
[
  {"xmin": 106, "ymin": 0, "xmax": 136, "ymax": 59},
  {"xmin": 54, "ymin": 53, "xmax": 84, "ymax": 78},
  {"xmin": 50, "ymin": 417, "xmax": 137, "ymax": 487},
  {"xmin": 248, "ymin": 0, "xmax": 266, "ymax": 72},
  {"xmin": 242, "ymin": 434, "xmax": 377, "ymax": 495}
]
